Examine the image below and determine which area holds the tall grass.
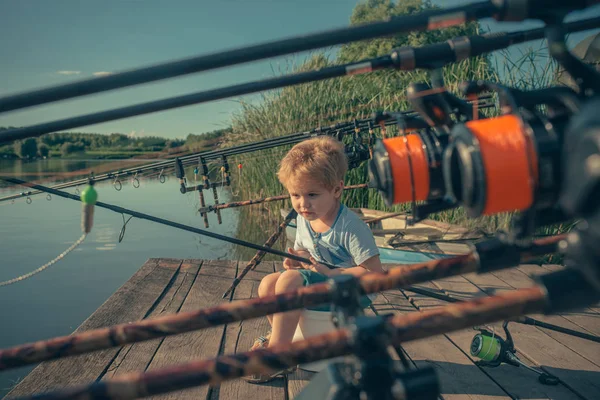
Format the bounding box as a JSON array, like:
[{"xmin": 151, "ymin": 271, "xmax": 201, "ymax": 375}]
[{"xmin": 221, "ymin": 40, "xmax": 571, "ymax": 258}]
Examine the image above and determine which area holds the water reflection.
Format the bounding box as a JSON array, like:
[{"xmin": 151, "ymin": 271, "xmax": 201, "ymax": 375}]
[
  {"xmin": 0, "ymin": 159, "xmax": 242, "ymax": 397},
  {"xmin": 233, "ymin": 200, "xmax": 292, "ymax": 262}
]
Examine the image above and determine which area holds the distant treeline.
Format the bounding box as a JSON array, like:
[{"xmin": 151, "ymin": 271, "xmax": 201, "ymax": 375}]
[{"xmin": 0, "ymin": 126, "xmax": 231, "ymax": 159}]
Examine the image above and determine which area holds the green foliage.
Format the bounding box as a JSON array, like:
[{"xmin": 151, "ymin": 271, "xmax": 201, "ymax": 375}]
[
  {"xmin": 37, "ymin": 143, "xmax": 50, "ymax": 158},
  {"xmin": 338, "ymin": 0, "xmax": 481, "ymax": 63},
  {"xmin": 0, "ymin": 128, "xmax": 199, "ymax": 159},
  {"xmin": 13, "ymin": 138, "xmax": 38, "ymax": 159},
  {"xmin": 61, "ymin": 142, "xmax": 84, "ymax": 156},
  {"xmin": 185, "ymin": 127, "xmax": 230, "ymax": 152}
]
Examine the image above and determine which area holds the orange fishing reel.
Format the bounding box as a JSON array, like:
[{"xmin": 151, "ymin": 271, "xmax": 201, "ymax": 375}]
[
  {"xmin": 442, "ymin": 81, "xmax": 577, "ymax": 230},
  {"xmin": 368, "ymin": 82, "xmax": 481, "ymax": 221},
  {"xmin": 369, "ymin": 124, "xmax": 446, "ymax": 206}
]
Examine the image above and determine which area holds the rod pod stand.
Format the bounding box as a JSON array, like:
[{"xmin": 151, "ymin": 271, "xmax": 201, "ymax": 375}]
[
  {"xmin": 297, "ymin": 275, "xmax": 441, "ymax": 400},
  {"xmin": 198, "ymin": 156, "xmax": 223, "ymax": 225}
]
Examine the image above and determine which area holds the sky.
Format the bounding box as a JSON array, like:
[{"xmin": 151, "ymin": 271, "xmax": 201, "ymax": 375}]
[{"xmin": 1, "ymin": 0, "xmax": 599, "ymax": 140}]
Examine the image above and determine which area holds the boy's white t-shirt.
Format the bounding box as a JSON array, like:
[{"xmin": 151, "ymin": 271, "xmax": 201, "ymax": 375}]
[{"xmin": 293, "ymin": 204, "xmax": 380, "ymax": 269}]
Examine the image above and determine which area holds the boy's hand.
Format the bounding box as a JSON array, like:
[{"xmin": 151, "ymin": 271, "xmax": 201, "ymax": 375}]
[
  {"xmin": 305, "ymin": 256, "xmax": 336, "ymax": 276},
  {"xmin": 283, "ymin": 248, "xmax": 303, "ymax": 270}
]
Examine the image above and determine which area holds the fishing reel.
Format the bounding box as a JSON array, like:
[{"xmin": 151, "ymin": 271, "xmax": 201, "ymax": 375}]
[
  {"xmin": 441, "ymin": 81, "xmax": 580, "ymax": 240},
  {"xmin": 367, "ymin": 81, "xmax": 476, "ymax": 223},
  {"xmin": 470, "ymin": 321, "xmax": 559, "ymax": 385}
]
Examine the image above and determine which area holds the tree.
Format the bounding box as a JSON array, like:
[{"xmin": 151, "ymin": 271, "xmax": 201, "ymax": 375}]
[
  {"xmin": 38, "ymin": 143, "xmax": 50, "ymax": 158},
  {"xmin": 338, "ymin": 0, "xmax": 482, "ymax": 63},
  {"xmin": 14, "ymin": 138, "xmax": 38, "ymax": 159},
  {"xmin": 61, "ymin": 142, "xmax": 84, "ymax": 156}
]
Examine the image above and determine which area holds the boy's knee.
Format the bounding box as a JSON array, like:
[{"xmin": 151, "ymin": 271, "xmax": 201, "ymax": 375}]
[
  {"xmin": 258, "ymin": 272, "xmax": 280, "ymax": 297},
  {"xmin": 275, "ymin": 270, "xmax": 305, "ymax": 293}
]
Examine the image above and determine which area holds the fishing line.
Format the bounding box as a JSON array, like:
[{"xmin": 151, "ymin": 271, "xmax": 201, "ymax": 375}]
[
  {"xmin": 0, "ymin": 234, "xmax": 87, "ymax": 287},
  {"xmin": 118, "ymin": 214, "xmax": 134, "ymax": 243}
]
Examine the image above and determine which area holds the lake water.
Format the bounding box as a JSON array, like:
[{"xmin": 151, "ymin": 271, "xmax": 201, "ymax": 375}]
[{"xmin": 0, "ymin": 159, "xmax": 241, "ymax": 397}]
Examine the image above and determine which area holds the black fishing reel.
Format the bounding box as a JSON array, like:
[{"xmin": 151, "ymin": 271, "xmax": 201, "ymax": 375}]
[
  {"xmin": 558, "ymin": 94, "xmax": 600, "ymax": 293},
  {"xmin": 470, "ymin": 321, "xmax": 559, "ymax": 385}
]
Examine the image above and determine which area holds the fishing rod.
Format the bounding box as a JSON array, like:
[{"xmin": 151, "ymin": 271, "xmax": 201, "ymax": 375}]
[
  {"xmin": 0, "ymin": 232, "xmax": 563, "ymax": 371},
  {"xmin": 2, "ymin": 12, "xmax": 597, "ymax": 145},
  {"xmin": 1, "ymin": 0, "xmax": 583, "ymax": 115},
  {"xmin": 1, "ymin": 177, "xmax": 338, "ymax": 270},
  {"xmin": 0, "ymin": 121, "xmax": 355, "ymax": 204},
  {"xmin": 176, "ymin": 98, "xmax": 498, "ymax": 199},
  {"xmin": 0, "ymin": 92, "xmax": 495, "ymax": 206},
  {"xmin": 8, "ymin": 266, "xmax": 599, "ymax": 400}
]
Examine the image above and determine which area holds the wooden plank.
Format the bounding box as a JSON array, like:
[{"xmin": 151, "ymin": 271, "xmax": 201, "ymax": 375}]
[
  {"xmin": 491, "ymin": 266, "xmax": 600, "ymax": 367},
  {"xmin": 143, "ymin": 260, "xmax": 237, "ymax": 400},
  {"xmin": 212, "ymin": 261, "xmax": 286, "ymax": 400},
  {"xmin": 516, "ymin": 264, "xmax": 600, "ymax": 336},
  {"xmin": 102, "ymin": 260, "xmax": 202, "ymax": 379},
  {"xmin": 446, "ymin": 272, "xmax": 595, "ymax": 399},
  {"xmin": 377, "ymin": 289, "xmax": 510, "ymax": 400},
  {"xmin": 7, "ymin": 258, "xmax": 180, "ymax": 397}
]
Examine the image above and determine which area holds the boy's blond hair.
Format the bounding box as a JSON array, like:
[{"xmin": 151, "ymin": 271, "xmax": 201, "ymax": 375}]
[{"xmin": 277, "ymin": 136, "xmax": 348, "ymax": 190}]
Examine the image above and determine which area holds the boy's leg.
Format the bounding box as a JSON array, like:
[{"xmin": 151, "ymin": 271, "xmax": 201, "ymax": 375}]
[
  {"xmin": 269, "ymin": 270, "xmax": 306, "ymax": 347},
  {"xmin": 258, "ymin": 271, "xmax": 281, "ymax": 327}
]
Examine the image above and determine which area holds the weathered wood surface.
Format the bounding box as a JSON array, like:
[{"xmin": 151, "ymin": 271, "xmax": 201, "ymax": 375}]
[
  {"xmin": 8, "ymin": 259, "xmax": 600, "ymax": 400},
  {"xmin": 144, "ymin": 260, "xmax": 237, "ymax": 400},
  {"xmin": 212, "ymin": 261, "xmax": 286, "ymax": 400}
]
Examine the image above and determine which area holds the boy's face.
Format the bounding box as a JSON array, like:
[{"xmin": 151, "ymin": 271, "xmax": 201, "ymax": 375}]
[{"xmin": 287, "ymin": 176, "xmax": 343, "ymax": 222}]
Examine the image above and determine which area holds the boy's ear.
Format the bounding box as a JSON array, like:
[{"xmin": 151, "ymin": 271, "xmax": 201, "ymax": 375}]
[{"xmin": 334, "ymin": 180, "xmax": 344, "ymax": 199}]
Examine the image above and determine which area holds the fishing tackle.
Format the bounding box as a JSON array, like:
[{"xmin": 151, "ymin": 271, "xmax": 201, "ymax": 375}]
[
  {"xmin": 470, "ymin": 321, "xmax": 560, "ymax": 385},
  {"xmin": 344, "ymin": 119, "xmax": 372, "ymax": 169},
  {"xmin": 118, "ymin": 214, "xmax": 134, "ymax": 243},
  {"xmin": 174, "ymin": 157, "xmax": 186, "ymax": 193},
  {"xmin": 368, "ymin": 81, "xmax": 475, "ymax": 223},
  {"xmin": 158, "ymin": 168, "xmax": 166, "ymax": 183},
  {"xmin": 109, "ymin": 172, "xmax": 122, "ymax": 191},
  {"xmin": 202, "ymin": 156, "xmax": 223, "ymax": 225}
]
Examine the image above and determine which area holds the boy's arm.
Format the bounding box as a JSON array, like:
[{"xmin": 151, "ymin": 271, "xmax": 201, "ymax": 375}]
[
  {"xmin": 334, "ymin": 255, "xmax": 385, "ymax": 277},
  {"xmin": 358, "ymin": 254, "xmax": 385, "ymax": 273}
]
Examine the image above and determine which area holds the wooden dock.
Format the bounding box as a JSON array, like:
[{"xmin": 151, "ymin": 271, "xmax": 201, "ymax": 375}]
[{"xmin": 6, "ymin": 259, "xmax": 600, "ymax": 400}]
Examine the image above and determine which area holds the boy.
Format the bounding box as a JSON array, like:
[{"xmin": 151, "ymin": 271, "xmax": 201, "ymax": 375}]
[{"xmin": 244, "ymin": 136, "xmax": 385, "ymax": 384}]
